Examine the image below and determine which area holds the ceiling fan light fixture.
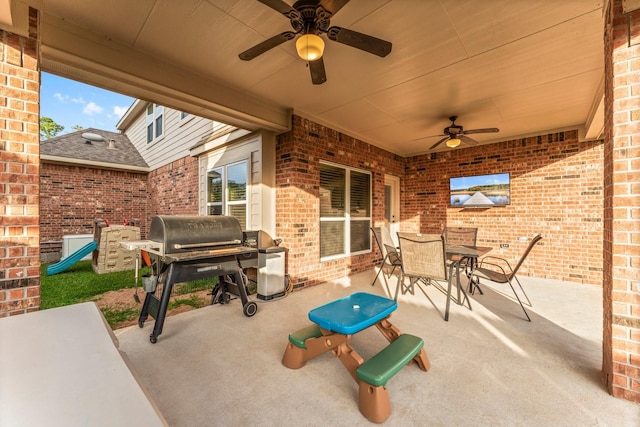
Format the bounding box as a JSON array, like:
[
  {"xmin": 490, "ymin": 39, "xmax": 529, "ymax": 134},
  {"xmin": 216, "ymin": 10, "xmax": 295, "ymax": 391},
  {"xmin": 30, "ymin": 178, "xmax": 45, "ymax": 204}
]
[
  {"xmin": 446, "ymin": 137, "xmax": 461, "ymax": 148},
  {"xmin": 296, "ymin": 34, "xmax": 325, "ymax": 61}
]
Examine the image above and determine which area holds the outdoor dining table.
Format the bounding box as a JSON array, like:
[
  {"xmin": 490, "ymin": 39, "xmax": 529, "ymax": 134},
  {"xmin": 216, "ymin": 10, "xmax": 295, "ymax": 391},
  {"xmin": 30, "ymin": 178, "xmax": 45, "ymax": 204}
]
[
  {"xmin": 281, "ymin": 292, "xmax": 430, "ymax": 422},
  {"xmin": 444, "ymin": 244, "xmax": 492, "ymax": 320}
]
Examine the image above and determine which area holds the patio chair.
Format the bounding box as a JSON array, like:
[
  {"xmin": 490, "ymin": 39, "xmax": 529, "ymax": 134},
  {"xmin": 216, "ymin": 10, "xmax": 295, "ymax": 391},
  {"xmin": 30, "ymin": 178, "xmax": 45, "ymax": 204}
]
[
  {"xmin": 370, "ymin": 227, "xmax": 402, "ymax": 286},
  {"xmin": 442, "ymin": 227, "xmax": 478, "ymax": 275},
  {"xmin": 397, "ymin": 232, "xmax": 468, "ymax": 321},
  {"xmin": 469, "ymin": 234, "xmax": 543, "ymax": 321},
  {"xmin": 443, "ymin": 226, "xmax": 479, "ymax": 292}
]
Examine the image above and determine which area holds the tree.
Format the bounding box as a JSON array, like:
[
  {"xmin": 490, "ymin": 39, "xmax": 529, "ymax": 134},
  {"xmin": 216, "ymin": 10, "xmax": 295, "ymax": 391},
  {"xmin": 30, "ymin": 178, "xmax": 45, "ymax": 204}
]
[
  {"xmin": 72, "ymin": 125, "xmax": 84, "ymax": 132},
  {"xmin": 40, "ymin": 116, "xmax": 65, "ymax": 140}
]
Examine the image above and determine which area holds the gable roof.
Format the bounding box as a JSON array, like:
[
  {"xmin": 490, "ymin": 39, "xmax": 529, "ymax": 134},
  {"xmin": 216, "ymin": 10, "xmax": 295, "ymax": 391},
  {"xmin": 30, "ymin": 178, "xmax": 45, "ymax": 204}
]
[{"xmin": 40, "ymin": 128, "xmax": 149, "ymax": 171}]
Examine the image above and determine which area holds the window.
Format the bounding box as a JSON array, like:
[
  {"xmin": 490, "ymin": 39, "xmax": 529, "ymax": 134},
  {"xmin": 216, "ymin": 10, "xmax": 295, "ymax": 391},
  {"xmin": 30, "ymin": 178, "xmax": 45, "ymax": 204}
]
[
  {"xmin": 320, "ymin": 162, "xmax": 371, "ymax": 260},
  {"xmin": 146, "ymin": 104, "xmax": 164, "ymax": 143},
  {"xmin": 206, "ymin": 160, "xmax": 248, "ymax": 229}
]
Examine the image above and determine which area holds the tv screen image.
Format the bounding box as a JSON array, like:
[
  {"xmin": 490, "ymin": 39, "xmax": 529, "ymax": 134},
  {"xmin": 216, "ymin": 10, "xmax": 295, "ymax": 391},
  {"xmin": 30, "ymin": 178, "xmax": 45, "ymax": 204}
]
[{"xmin": 449, "ymin": 173, "xmax": 510, "ymax": 207}]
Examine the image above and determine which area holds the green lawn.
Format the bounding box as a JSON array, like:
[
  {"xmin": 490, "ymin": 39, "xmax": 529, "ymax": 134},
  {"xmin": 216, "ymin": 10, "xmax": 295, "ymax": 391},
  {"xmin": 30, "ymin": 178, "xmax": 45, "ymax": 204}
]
[
  {"xmin": 40, "ymin": 261, "xmax": 213, "ymax": 328},
  {"xmin": 40, "ymin": 261, "xmax": 141, "ymax": 309}
]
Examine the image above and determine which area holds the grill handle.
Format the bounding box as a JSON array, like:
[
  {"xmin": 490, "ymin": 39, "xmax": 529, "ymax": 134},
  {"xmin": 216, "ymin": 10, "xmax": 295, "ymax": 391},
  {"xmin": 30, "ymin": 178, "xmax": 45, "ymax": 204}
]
[{"xmin": 173, "ymin": 240, "xmax": 242, "ymax": 250}]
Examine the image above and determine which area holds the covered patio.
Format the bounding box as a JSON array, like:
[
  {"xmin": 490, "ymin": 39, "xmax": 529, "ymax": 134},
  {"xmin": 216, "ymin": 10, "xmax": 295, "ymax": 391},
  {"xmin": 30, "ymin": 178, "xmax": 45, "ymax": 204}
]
[{"xmin": 115, "ymin": 271, "xmax": 640, "ymax": 426}]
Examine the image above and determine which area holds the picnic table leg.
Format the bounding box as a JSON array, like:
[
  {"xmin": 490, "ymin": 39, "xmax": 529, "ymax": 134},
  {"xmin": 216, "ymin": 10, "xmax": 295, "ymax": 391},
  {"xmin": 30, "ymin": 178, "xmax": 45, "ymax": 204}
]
[
  {"xmin": 332, "ymin": 342, "xmax": 365, "ymax": 383},
  {"xmin": 375, "ymin": 318, "xmax": 401, "ymax": 342}
]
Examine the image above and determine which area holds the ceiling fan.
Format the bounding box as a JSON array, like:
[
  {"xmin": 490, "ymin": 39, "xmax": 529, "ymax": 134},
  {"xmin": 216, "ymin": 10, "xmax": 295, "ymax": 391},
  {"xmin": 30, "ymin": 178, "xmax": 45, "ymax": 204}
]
[
  {"xmin": 429, "ymin": 116, "xmax": 499, "ymax": 150},
  {"xmin": 238, "ymin": 0, "xmax": 392, "ymax": 84}
]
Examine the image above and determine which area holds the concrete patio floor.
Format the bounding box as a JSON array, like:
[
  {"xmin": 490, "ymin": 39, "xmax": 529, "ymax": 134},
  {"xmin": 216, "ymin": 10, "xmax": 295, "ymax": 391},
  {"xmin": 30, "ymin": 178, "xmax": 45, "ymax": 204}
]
[{"xmin": 116, "ymin": 270, "xmax": 640, "ymax": 426}]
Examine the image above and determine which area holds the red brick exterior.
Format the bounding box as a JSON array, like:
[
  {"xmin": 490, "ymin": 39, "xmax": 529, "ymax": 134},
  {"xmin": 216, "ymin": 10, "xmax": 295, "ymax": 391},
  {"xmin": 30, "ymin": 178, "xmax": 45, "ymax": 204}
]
[
  {"xmin": 277, "ymin": 116, "xmax": 604, "ymax": 290},
  {"xmin": 39, "ymin": 163, "xmax": 149, "ymax": 258},
  {"xmin": 602, "ymin": 0, "xmax": 640, "ymax": 402},
  {"xmin": 404, "ymin": 131, "xmax": 604, "ymax": 285},
  {"xmin": 276, "ymin": 116, "xmax": 404, "ymax": 288},
  {"xmin": 39, "ymin": 155, "xmax": 200, "ymax": 261},
  {"xmin": 0, "ymin": 0, "xmax": 637, "ymax": 404},
  {"xmin": 0, "ymin": 8, "xmax": 40, "ymax": 316},
  {"xmin": 147, "ymin": 156, "xmax": 200, "ymax": 218}
]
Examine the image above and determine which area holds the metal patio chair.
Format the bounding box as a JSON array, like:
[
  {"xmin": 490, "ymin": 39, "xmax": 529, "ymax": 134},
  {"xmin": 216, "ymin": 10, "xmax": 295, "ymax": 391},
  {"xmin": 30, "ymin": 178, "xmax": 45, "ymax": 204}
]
[
  {"xmin": 469, "ymin": 234, "xmax": 543, "ymax": 321},
  {"xmin": 370, "ymin": 227, "xmax": 402, "ymax": 286},
  {"xmin": 397, "ymin": 232, "xmax": 469, "ymax": 321},
  {"xmin": 443, "ymin": 226, "xmax": 479, "ymax": 292}
]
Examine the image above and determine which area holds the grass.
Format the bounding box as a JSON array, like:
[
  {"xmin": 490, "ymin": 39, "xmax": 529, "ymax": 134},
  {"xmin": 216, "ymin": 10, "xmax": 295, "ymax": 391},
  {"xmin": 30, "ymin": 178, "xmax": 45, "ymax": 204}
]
[
  {"xmin": 40, "ymin": 261, "xmax": 216, "ymax": 328},
  {"xmin": 40, "ymin": 261, "xmax": 141, "ymax": 309}
]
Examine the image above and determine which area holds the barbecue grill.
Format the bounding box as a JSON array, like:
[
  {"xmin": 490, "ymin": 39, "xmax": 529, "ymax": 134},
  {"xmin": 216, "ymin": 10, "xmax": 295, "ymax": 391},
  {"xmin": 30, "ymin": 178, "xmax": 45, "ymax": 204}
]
[{"xmin": 134, "ymin": 215, "xmax": 259, "ymax": 343}]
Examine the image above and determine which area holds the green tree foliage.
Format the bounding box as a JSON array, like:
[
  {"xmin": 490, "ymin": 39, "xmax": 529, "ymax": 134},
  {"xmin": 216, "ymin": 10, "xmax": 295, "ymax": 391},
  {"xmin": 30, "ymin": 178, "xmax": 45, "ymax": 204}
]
[
  {"xmin": 40, "ymin": 116, "xmax": 64, "ymax": 140},
  {"xmin": 72, "ymin": 124, "xmax": 84, "ymax": 132}
]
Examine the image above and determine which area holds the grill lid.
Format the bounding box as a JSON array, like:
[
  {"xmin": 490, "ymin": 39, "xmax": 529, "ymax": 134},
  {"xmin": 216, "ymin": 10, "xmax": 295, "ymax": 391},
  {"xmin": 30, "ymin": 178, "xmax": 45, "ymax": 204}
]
[{"xmin": 150, "ymin": 215, "xmax": 244, "ymax": 254}]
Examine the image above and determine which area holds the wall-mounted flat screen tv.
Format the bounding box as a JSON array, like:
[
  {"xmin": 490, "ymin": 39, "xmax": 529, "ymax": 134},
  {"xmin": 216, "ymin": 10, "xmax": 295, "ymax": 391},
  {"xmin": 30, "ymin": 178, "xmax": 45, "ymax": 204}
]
[{"xmin": 449, "ymin": 173, "xmax": 511, "ymax": 207}]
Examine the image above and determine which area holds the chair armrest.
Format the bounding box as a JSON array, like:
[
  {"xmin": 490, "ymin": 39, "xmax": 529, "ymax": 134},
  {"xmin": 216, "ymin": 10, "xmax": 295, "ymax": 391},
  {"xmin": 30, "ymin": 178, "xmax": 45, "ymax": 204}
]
[{"xmin": 477, "ymin": 257, "xmax": 511, "ymax": 276}]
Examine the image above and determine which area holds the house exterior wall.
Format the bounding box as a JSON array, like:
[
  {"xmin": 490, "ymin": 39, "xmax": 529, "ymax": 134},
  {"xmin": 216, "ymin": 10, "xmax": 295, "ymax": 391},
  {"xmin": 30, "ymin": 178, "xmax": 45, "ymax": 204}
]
[
  {"xmin": 277, "ymin": 116, "xmax": 605, "ymax": 291},
  {"xmin": 197, "ymin": 131, "xmax": 277, "ymax": 235},
  {"xmin": 147, "ymin": 155, "xmax": 200, "ymax": 221},
  {"xmin": 0, "ymin": 8, "xmax": 40, "ymax": 316},
  {"xmin": 276, "ymin": 115, "xmax": 405, "ymax": 289},
  {"xmin": 124, "ymin": 107, "xmax": 218, "ymax": 170},
  {"xmin": 39, "ymin": 163, "xmax": 149, "ymax": 260},
  {"xmin": 602, "ymin": 0, "xmax": 640, "ymax": 403},
  {"xmin": 404, "ymin": 131, "xmax": 604, "ymax": 285}
]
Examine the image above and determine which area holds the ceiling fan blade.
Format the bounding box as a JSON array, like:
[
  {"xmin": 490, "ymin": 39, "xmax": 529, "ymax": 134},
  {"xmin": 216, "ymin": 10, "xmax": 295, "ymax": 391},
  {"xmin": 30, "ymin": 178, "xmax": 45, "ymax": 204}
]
[
  {"xmin": 320, "ymin": 0, "xmax": 351, "ymax": 15},
  {"xmin": 239, "ymin": 32, "xmax": 296, "ymax": 60},
  {"xmin": 463, "ymin": 127, "xmax": 499, "ymax": 135},
  {"xmin": 460, "ymin": 135, "xmax": 478, "ymax": 145},
  {"xmin": 430, "ymin": 136, "xmax": 449, "ymax": 150},
  {"xmin": 258, "ymin": 0, "xmax": 296, "ymax": 15},
  {"xmin": 326, "ymin": 26, "xmax": 392, "ymax": 57},
  {"xmin": 309, "ymin": 57, "xmax": 327, "ymax": 85}
]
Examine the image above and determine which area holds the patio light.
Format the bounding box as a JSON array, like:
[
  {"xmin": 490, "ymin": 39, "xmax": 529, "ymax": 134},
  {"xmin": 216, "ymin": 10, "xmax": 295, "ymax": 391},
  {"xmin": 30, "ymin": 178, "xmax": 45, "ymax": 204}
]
[
  {"xmin": 296, "ymin": 34, "xmax": 325, "ymax": 61},
  {"xmin": 446, "ymin": 137, "xmax": 461, "ymax": 148}
]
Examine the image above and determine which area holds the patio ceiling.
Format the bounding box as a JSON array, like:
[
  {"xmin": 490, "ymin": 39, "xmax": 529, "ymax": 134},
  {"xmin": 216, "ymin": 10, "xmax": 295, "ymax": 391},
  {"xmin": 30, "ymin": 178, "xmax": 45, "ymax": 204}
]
[{"xmin": 4, "ymin": 0, "xmax": 605, "ymax": 156}]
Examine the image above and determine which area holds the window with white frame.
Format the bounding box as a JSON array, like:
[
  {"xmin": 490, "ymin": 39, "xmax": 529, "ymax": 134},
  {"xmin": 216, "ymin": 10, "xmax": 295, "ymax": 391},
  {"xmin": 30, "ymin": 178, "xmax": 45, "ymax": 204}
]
[
  {"xmin": 146, "ymin": 104, "xmax": 164, "ymax": 143},
  {"xmin": 319, "ymin": 162, "xmax": 371, "ymax": 260},
  {"xmin": 206, "ymin": 160, "xmax": 248, "ymax": 229}
]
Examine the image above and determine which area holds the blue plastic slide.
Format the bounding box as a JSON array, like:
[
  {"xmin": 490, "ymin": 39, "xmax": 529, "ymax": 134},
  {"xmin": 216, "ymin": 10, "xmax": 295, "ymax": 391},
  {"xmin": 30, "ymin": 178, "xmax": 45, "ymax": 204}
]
[{"xmin": 46, "ymin": 241, "xmax": 98, "ymax": 276}]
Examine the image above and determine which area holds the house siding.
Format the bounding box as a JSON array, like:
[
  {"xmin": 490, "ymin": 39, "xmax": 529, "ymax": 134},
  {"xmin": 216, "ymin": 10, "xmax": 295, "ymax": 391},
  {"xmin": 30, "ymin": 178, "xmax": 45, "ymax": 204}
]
[{"xmin": 125, "ymin": 108, "xmax": 214, "ymax": 170}]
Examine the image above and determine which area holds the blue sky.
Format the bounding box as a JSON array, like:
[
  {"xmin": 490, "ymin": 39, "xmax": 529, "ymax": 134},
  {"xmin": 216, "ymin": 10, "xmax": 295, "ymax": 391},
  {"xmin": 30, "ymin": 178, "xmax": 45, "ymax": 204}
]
[
  {"xmin": 450, "ymin": 173, "xmax": 509, "ymax": 190},
  {"xmin": 40, "ymin": 73, "xmax": 135, "ymax": 134}
]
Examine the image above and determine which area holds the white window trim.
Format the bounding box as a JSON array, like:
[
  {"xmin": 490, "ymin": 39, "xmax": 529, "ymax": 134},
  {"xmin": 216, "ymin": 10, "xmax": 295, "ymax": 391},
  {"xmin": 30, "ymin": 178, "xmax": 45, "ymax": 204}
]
[
  {"xmin": 146, "ymin": 103, "xmax": 165, "ymax": 144},
  {"xmin": 319, "ymin": 160, "xmax": 372, "ymax": 262},
  {"xmin": 206, "ymin": 159, "xmax": 249, "ymax": 229}
]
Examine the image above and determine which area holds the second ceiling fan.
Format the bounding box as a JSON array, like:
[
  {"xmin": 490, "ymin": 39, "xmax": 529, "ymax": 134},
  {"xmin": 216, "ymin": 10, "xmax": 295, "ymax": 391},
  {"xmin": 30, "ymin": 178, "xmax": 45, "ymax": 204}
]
[
  {"xmin": 429, "ymin": 116, "xmax": 499, "ymax": 150},
  {"xmin": 238, "ymin": 0, "xmax": 392, "ymax": 84}
]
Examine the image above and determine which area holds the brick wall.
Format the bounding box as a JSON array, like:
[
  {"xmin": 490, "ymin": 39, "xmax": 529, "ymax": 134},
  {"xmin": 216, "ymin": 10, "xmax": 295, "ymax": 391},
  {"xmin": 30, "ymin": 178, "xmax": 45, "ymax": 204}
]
[
  {"xmin": 276, "ymin": 115, "xmax": 404, "ymax": 288},
  {"xmin": 39, "ymin": 162, "xmax": 149, "ymax": 259},
  {"xmin": 405, "ymin": 131, "xmax": 604, "ymax": 285},
  {"xmin": 39, "ymin": 155, "xmax": 199, "ymax": 258},
  {"xmin": 147, "ymin": 156, "xmax": 199, "ymax": 221},
  {"xmin": 277, "ymin": 116, "xmax": 605, "ymax": 291},
  {"xmin": 0, "ymin": 8, "xmax": 40, "ymax": 316},
  {"xmin": 602, "ymin": 0, "xmax": 640, "ymax": 403}
]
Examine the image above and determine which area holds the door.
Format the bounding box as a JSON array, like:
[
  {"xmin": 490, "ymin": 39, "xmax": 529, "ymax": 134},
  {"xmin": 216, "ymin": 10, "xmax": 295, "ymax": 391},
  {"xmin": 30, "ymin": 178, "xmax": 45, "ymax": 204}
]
[{"xmin": 384, "ymin": 174, "xmax": 400, "ymax": 246}]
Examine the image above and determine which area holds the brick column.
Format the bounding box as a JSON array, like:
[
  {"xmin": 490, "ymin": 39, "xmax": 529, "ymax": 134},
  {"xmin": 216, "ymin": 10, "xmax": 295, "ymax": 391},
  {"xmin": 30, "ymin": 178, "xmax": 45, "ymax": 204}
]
[
  {"xmin": 602, "ymin": 0, "xmax": 640, "ymax": 402},
  {"xmin": 0, "ymin": 8, "xmax": 40, "ymax": 316}
]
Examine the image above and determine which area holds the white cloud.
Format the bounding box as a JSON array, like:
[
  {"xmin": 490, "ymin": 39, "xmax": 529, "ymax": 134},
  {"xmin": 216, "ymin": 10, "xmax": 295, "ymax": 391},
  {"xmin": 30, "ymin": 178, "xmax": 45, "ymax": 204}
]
[
  {"xmin": 113, "ymin": 106, "xmax": 128, "ymax": 119},
  {"xmin": 53, "ymin": 93, "xmax": 85, "ymax": 104},
  {"xmin": 83, "ymin": 102, "xmax": 103, "ymax": 115}
]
